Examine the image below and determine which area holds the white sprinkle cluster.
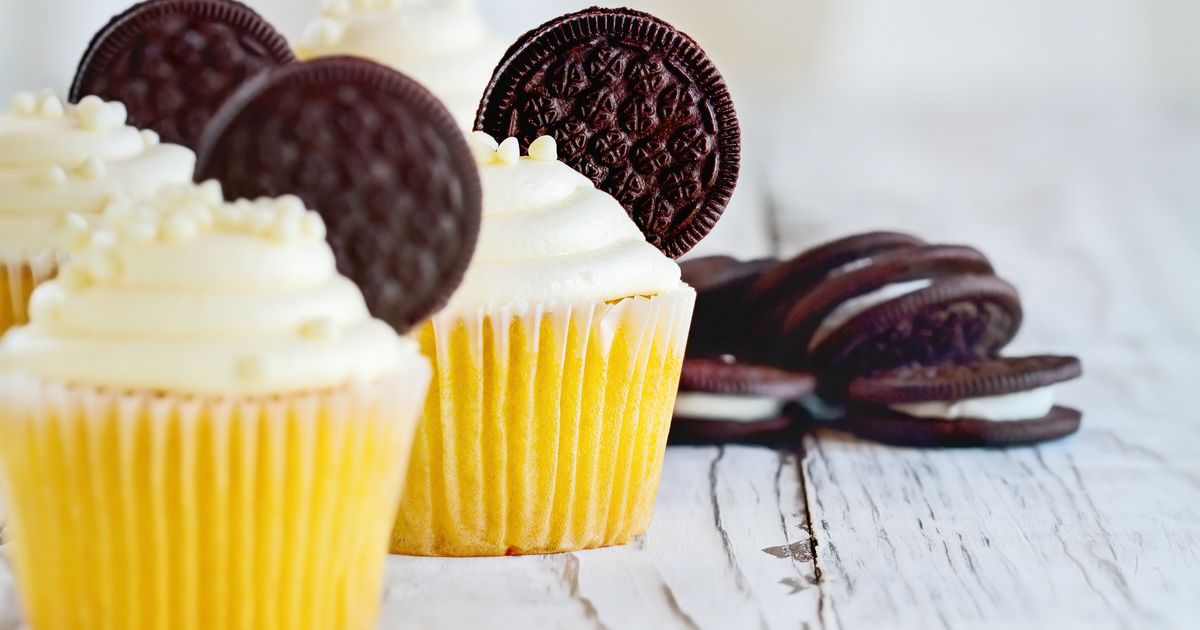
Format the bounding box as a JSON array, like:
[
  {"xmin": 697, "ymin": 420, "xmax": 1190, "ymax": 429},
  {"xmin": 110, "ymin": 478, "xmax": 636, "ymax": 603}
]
[
  {"xmin": 470, "ymin": 132, "xmax": 558, "ymax": 165},
  {"xmin": 56, "ymin": 181, "xmax": 330, "ymax": 289},
  {"xmin": 10, "ymin": 92, "xmax": 147, "ymax": 189},
  {"xmin": 9, "ymin": 91, "xmax": 128, "ymax": 132}
]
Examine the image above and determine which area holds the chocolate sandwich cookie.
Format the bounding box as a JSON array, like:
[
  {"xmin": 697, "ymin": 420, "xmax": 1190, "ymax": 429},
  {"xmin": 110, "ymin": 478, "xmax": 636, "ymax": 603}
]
[
  {"xmin": 846, "ymin": 355, "xmax": 1083, "ymax": 447},
  {"xmin": 476, "ymin": 7, "xmax": 740, "ymax": 258},
  {"xmin": 71, "ymin": 0, "xmax": 295, "ymax": 149},
  {"xmin": 669, "ymin": 357, "xmax": 816, "ymax": 445},
  {"xmin": 769, "ymin": 244, "xmax": 996, "ymax": 365},
  {"xmin": 810, "ymin": 274, "xmax": 1022, "ymax": 381},
  {"xmin": 750, "ymin": 231, "xmax": 926, "ymax": 316},
  {"xmin": 682, "ymin": 256, "xmax": 777, "ymax": 357},
  {"xmin": 196, "ymin": 57, "xmax": 482, "ymax": 334}
]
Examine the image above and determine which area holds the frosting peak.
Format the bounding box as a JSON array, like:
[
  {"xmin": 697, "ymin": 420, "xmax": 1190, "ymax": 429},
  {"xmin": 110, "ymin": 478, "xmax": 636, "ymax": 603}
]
[
  {"xmin": 296, "ymin": 0, "xmax": 504, "ymax": 129},
  {"xmin": 0, "ymin": 182, "xmax": 413, "ymax": 395},
  {"xmin": 0, "ymin": 91, "xmax": 195, "ymax": 255},
  {"xmin": 444, "ymin": 134, "xmax": 683, "ymax": 313}
]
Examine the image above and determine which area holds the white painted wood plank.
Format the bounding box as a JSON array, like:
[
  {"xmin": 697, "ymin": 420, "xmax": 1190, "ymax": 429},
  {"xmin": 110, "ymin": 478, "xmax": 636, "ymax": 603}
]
[
  {"xmin": 764, "ymin": 100, "xmax": 1200, "ymax": 629},
  {"xmin": 0, "ymin": 446, "xmax": 820, "ymax": 630}
]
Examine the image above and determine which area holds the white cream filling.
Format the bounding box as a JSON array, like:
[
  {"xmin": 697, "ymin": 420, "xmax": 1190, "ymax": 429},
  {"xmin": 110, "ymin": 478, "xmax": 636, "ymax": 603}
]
[
  {"xmin": 674, "ymin": 392, "xmax": 785, "ymax": 423},
  {"xmin": 809, "ymin": 279, "xmax": 933, "ymax": 350},
  {"xmin": 890, "ymin": 386, "xmax": 1056, "ymax": 422}
]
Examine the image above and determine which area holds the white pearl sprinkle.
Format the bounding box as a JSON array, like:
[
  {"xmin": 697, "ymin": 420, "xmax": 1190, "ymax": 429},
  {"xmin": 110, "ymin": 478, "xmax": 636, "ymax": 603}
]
[
  {"xmin": 163, "ymin": 213, "xmax": 199, "ymax": 242},
  {"xmin": 38, "ymin": 94, "xmax": 65, "ymax": 118},
  {"xmin": 320, "ymin": 0, "xmax": 351, "ymax": 17},
  {"xmin": 141, "ymin": 129, "xmax": 161, "ymax": 147},
  {"xmin": 90, "ymin": 229, "xmax": 118, "ymax": 249},
  {"xmin": 60, "ymin": 213, "xmax": 91, "ymax": 251},
  {"xmin": 10, "ymin": 92, "xmax": 36, "ymax": 116},
  {"xmin": 469, "ymin": 131, "xmax": 500, "ymax": 163},
  {"xmin": 85, "ymin": 249, "xmax": 120, "ymax": 282},
  {"xmin": 528, "ymin": 136, "xmax": 558, "ymax": 161},
  {"xmin": 76, "ymin": 157, "xmax": 107, "ymax": 180},
  {"xmin": 496, "ymin": 137, "xmax": 521, "ymax": 165},
  {"xmin": 27, "ymin": 292, "xmax": 61, "ymax": 324},
  {"xmin": 268, "ymin": 215, "xmax": 301, "ymax": 242},
  {"xmin": 198, "ymin": 179, "xmax": 223, "ymax": 204},
  {"xmin": 306, "ymin": 18, "xmax": 344, "ymax": 46},
  {"xmin": 35, "ymin": 165, "xmax": 68, "ymax": 187},
  {"xmin": 300, "ymin": 212, "xmax": 327, "ymax": 239},
  {"xmin": 246, "ymin": 208, "xmax": 275, "ymax": 234},
  {"xmin": 124, "ymin": 221, "xmax": 159, "ymax": 243},
  {"xmin": 57, "ymin": 265, "xmax": 92, "ymax": 291}
]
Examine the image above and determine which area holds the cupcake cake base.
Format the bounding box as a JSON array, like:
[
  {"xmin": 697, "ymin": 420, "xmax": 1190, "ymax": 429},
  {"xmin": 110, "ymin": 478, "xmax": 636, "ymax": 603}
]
[
  {"xmin": 392, "ymin": 288, "xmax": 694, "ymax": 556},
  {"xmin": 0, "ymin": 368, "xmax": 428, "ymax": 630}
]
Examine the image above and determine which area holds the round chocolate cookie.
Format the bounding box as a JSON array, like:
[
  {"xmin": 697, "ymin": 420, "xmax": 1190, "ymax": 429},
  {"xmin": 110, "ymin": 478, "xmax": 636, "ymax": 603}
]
[
  {"xmin": 848, "ymin": 406, "xmax": 1082, "ymax": 448},
  {"xmin": 476, "ymin": 7, "xmax": 740, "ymax": 258},
  {"xmin": 196, "ymin": 57, "xmax": 482, "ymax": 334},
  {"xmin": 71, "ymin": 0, "xmax": 295, "ymax": 149},
  {"xmin": 769, "ymin": 244, "xmax": 996, "ymax": 362},
  {"xmin": 849, "ymin": 355, "xmax": 1082, "ymax": 404},
  {"xmin": 683, "ymin": 256, "xmax": 777, "ymax": 357},
  {"xmin": 811, "ymin": 274, "xmax": 1024, "ymax": 380},
  {"xmin": 845, "ymin": 355, "xmax": 1084, "ymax": 447},
  {"xmin": 749, "ymin": 231, "xmax": 926, "ymax": 315},
  {"xmin": 670, "ymin": 357, "xmax": 815, "ymax": 445}
]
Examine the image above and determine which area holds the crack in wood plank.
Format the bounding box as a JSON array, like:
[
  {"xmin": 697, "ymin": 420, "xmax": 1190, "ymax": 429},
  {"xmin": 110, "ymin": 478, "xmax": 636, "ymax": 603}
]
[{"xmin": 561, "ymin": 553, "xmax": 610, "ymax": 630}]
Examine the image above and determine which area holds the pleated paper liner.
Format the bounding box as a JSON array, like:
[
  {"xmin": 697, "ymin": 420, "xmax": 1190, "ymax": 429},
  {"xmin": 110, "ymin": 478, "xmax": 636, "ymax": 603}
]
[
  {"xmin": 0, "ymin": 361, "xmax": 429, "ymax": 630},
  {"xmin": 0, "ymin": 251, "xmax": 60, "ymax": 335},
  {"xmin": 392, "ymin": 287, "xmax": 696, "ymax": 556}
]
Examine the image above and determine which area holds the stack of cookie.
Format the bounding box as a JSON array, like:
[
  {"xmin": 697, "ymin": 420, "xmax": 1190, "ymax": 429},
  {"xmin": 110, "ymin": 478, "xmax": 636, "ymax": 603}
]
[{"xmin": 674, "ymin": 231, "xmax": 1083, "ymax": 448}]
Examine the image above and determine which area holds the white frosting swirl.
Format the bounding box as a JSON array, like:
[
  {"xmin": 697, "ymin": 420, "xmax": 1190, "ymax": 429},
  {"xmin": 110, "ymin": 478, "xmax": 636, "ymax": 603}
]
[
  {"xmin": 297, "ymin": 0, "xmax": 505, "ymax": 129},
  {"xmin": 891, "ymin": 387, "xmax": 1056, "ymax": 422},
  {"xmin": 0, "ymin": 182, "xmax": 414, "ymax": 395},
  {"xmin": 444, "ymin": 133, "xmax": 684, "ymax": 313},
  {"xmin": 0, "ymin": 92, "xmax": 196, "ymax": 255}
]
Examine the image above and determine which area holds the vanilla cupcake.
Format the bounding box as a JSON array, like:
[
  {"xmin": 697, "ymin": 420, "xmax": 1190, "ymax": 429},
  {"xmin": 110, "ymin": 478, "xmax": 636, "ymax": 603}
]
[
  {"xmin": 0, "ymin": 182, "xmax": 429, "ymax": 630},
  {"xmin": 0, "ymin": 91, "xmax": 194, "ymax": 333},
  {"xmin": 296, "ymin": 0, "xmax": 504, "ymax": 129},
  {"xmin": 389, "ymin": 134, "xmax": 695, "ymax": 556}
]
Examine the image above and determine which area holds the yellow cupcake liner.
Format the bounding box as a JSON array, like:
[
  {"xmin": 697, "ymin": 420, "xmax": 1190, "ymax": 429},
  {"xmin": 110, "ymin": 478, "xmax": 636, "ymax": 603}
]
[
  {"xmin": 0, "ymin": 252, "xmax": 59, "ymax": 335},
  {"xmin": 392, "ymin": 288, "xmax": 695, "ymax": 556},
  {"xmin": 0, "ymin": 363, "xmax": 429, "ymax": 630}
]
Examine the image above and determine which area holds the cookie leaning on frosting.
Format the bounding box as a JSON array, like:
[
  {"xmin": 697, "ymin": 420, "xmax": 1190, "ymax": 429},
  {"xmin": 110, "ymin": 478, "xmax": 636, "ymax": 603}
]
[
  {"xmin": 0, "ymin": 90, "xmax": 195, "ymax": 333},
  {"xmin": 385, "ymin": 6, "xmax": 741, "ymax": 557}
]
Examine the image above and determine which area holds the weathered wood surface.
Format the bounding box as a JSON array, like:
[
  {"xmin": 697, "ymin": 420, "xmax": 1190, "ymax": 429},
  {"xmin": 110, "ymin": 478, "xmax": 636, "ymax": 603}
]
[{"xmin": 1, "ymin": 103, "xmax": 1197, "ymax": 629}]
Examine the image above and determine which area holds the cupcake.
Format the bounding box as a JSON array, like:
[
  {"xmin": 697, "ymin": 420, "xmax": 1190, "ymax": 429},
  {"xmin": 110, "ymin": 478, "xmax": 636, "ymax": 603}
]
[
  {"xmin": 0, "ymin": 181, "xmax": 430, "ymax": 629},
  {"xmin": 0, "ymin": 90, "xmax": 194, "ymax": 333},
  {"xmin": 296, "ymin": 0, "xmax": 505, "ymax": 129},
  {"xmin": 391, "ymin": 7, "xmax": 742, "ymax": 556},
  {"xmin": 389, "ymin": 133, "xmax": 695, "ymax": 556}
]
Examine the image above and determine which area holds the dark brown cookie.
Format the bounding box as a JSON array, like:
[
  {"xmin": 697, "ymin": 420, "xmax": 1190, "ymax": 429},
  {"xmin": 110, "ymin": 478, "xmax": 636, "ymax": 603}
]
[
  {"xmin": 683, "ymin": 256, "xmax": 777, "ymax": 357},
  {"xmin": 749, "ymin": 231, "xmax": 925, "ymax": 315},
  {"xmin": 70, "ymin": 0, "xmax": 294, "ymax": 149},
  {"xmin": 669, "ymin": 414, "xmax": 795, "ymax": 446},
  {"xmin": 195, "ymin": 57, "xmax": 482, "ymax": 334},
  {"xmin": 766, "ymin": 245, "xmax": 996, "ymax": 362},
  {"xmin": 812, "ymin": 274, "xmax": 1023, "ymax": 379},
  {"xmin": 848, "ymin": 405, "xmax": 1082, "ymax": 448},
  {"xmin": 679, "ymin": 357, "xmax": 816, "ymax": 400},
  {"xmin": 849, "ymin": 355, "xmax": 1082, "ymax": 405},
  {"xmin": 669, "ymin": 358, "xmax": 814, "ymax": 445},
  {"xmin": 476, "ymin": 7, "xmax": 740, "ymax": 258}
]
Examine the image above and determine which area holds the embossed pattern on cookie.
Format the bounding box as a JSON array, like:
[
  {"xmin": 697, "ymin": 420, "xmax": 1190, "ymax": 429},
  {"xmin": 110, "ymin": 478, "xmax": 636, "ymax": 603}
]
[
  {"xmin": 476, "ymin": 8, "xmax": 740, "ymax": 258},
  {"xmin": 196, "ymin": 57, "xmax": 482, "ymax": 334},
  {"xmin": 71, "ymin": 0, "xmax": 295, "ymax": 149}
]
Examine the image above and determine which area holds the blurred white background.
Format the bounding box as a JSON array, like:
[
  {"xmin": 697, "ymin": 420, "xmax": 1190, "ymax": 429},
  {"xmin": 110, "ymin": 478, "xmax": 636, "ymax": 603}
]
[
  {"xmin": 2, "ymin": 0, "xmax": 1197, "ymax": 104},
  {"xmin": 1, "ymin": 0, "xmax": 1197, "ymax": 259}
]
